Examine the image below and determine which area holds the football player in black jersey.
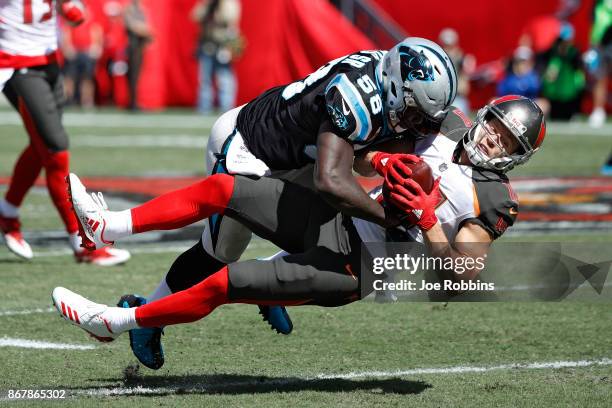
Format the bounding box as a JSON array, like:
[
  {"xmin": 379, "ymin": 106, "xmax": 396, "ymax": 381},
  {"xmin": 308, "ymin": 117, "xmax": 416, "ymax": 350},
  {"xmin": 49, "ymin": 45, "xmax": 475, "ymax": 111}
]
[
  {"xmin": 71, "ymin": 37, "xmax": 459, "ymax": 369},
  {"xmin": 55, "ymin": 96, "xmax": 547, "ymax": 356}
]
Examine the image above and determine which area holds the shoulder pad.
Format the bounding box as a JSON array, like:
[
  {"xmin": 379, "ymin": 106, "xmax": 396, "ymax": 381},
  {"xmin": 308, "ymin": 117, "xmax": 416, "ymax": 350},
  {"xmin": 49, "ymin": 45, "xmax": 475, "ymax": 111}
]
[{"xmin": 440, "ymin": 106, "xmax": 472, "ymax": 142}]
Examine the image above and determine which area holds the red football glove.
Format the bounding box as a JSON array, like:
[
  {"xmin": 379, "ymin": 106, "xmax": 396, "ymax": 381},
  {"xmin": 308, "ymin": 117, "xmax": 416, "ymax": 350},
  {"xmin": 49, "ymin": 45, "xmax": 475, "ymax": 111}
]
[
  {"xmin": 370, "ymin": 152, "xmax": 420, "ymax": 180},
  {"xmin": 60, "ymin": 1, "xmax": 85, "ymax": 25},
  {"xmin": 386, "ymin": 176, "xmax": 442, "ymax": 231}
]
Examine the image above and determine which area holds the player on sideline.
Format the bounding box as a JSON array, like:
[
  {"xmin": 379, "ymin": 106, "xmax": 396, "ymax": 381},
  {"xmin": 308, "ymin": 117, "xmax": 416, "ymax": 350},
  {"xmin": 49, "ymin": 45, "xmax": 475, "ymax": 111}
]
[
  {"xmin": 53, "ymin": 96, "xmax": 546, "ymax": 352},
  {"xmin": 93, "ymin": 37, "xmax": 458, "ymax": 368},
  {"xmin": 0, "ymin": 0, "xmax": 130, "ymax": 265}
]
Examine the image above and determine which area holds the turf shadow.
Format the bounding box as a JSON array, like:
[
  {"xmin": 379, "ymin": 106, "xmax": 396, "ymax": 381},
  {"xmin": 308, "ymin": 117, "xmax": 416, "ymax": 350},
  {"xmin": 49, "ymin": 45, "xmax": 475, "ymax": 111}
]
[{"xmin": 77, "ymin": 373, "xmax": 431, "ymax": 396}]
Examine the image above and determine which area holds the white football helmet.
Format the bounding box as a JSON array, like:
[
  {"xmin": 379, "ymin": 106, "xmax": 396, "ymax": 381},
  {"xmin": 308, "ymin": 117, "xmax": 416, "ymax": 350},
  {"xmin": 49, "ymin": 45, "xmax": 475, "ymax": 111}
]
[{"xmin": 382, "ymin": 37, "xmax": 458, "ymax": 137}]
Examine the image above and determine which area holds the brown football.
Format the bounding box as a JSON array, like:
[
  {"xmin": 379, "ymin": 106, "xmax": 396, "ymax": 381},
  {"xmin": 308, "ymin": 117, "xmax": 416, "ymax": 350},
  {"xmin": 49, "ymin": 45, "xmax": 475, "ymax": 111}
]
[
  {"xmin": 390, "ymin": 159, "xmax": 434, "ymax": 193},
  {"xmin": 407, "ymin": 159, "xmax": 434, "ymax": 193}
]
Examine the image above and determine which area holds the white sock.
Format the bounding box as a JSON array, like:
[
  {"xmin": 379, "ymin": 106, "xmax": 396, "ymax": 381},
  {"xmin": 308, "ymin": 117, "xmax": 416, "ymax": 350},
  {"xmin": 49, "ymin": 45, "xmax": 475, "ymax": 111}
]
[
  {"xmin": 104, "ymin": 210, "xmax": 133, "ymax": 241},
  {"xmin": 147, "ymin": 278, "xmax": 172, "ymax": 303},
  {"xmin": 69, "ymin": 232, "xmax": 83, "ymax": 252},
  {"xmin": 104, "ymin": 306, "xmax": 139, "ymax": 333},
  {"xmin": 0, "ymin": 199, "xmax": 19, "ymax": 218}
]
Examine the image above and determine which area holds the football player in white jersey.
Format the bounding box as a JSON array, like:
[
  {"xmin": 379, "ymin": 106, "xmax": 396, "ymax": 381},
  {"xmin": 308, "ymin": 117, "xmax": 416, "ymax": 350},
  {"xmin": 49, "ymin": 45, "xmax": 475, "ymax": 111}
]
[
  {"xmin": 0, "ymin": 0, "xmax": 130, "ymax": 265},
  {"xmin": 354, "ymin": 95, "xmax": 546, "ymax": 270},
  {"xmin": 52, "ymin": 96, "xmax": 546, "ymax": 364}
]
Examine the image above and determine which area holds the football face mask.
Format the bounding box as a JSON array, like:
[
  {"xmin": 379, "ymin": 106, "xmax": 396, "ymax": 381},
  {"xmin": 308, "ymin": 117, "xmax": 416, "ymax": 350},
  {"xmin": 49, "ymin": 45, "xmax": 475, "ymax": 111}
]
[
  {"xmin": 463, "ymin": 98, "xmax": 542, "ymax": 173},
  {"xmin": 390, "ymin": 103, "xmax": 444, "ymax": 138}
]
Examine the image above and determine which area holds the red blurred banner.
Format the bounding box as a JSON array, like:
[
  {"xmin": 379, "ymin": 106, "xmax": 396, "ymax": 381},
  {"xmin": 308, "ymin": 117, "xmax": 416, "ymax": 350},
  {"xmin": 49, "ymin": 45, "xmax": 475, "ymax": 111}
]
[
  {"xmin": 86, "ymin": 0, "xmax": 596, "ymax": 110},
  {"xmin": 133, "ymin": 0, "xmax": 373, "ymax": 109}
]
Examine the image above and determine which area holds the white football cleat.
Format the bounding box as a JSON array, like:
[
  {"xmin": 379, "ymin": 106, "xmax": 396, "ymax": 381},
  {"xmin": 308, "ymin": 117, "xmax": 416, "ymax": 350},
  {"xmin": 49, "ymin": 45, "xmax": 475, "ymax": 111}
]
[
  {"xmin": 67, "ymin": 173, "xmax": 114, "ymax": 250},
  {"xmin": 52, "ymin": 287, "xmax": 119, "ymax": 342},
  {"xmin": 0, "ymin": 215, "xmax": 33, "ymax": 260},
  {"xmin": 75, "ymin": 247, "xmax": 131, "ymax": 266}
]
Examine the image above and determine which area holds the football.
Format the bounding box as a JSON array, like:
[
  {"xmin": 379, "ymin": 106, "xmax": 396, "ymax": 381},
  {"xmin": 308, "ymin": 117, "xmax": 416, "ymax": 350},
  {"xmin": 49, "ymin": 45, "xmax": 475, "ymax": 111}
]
[
  {"xmin": 383, "ymin": 158, "xmax": 434, "ymax": 226},
  {"xmin": 405, "ymin": 159, "xmax": 434, "ymax": 194}
]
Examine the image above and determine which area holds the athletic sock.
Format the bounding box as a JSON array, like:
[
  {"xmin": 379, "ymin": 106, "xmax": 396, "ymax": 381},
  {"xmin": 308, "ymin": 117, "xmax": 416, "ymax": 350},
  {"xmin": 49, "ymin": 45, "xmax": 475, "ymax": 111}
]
[
  {"xmin": 68, "ymin": 232, "xmax": 82, "ymax": 252},
  {"xmin": 146, "ymin": 278, "xmax": 172, "ymax": 303},
  {"xmin": 0, "ymin": 198, "xmax": 20, "ymax": 219},
  {"xmin": 131, "ymin": 174, "xmax": 234, "ymax": 234},
  {"xmin": 135, "ymin": 266, "xmax": 229, "ymax": 327},
  {"xmin": 103, "ymin": 306, "xmax": 139, "ymax": 333},
  {"xmin": 4, "ymin": 145, "xmax": 43, "ymax": 209},
  {"xmin": 103, "ymin": 209, "xmax": 133, "ymax": 241}
]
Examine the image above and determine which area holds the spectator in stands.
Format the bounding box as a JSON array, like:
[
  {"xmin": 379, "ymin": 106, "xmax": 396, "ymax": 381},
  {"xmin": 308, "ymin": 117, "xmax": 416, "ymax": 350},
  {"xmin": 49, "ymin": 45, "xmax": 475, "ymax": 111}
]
[
  {"xmin": 60, "ymin": 9, "xmax": 103, "ymax": 109},
  {"xmin": 587, "ymin": 0, "xmax": 611, "ymax": 128},
  {"xmin": 124, "ymin": 0, "xmax": 153, "ymax": 111},
  {"xmin": 439, "ymin": 28, "xmax": 475, "ymax": 114},
  {"xmin": 497, "ymin": 46, "xmax": 550, "ymax": 114},
  {"xmin": 541, "ymin": 23, "xmax": 585, "ymax": 120},
  {"xmin": 191, "ymin": 0, "xmax": 242, "ymax": 114}
]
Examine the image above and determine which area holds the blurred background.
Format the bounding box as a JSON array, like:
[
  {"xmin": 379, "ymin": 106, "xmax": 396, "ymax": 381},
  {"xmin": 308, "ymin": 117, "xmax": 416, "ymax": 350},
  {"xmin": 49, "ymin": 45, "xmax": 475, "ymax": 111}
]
[{"xmin": 30, "ymin": 0, "xmax": 611, "ymax": 124}]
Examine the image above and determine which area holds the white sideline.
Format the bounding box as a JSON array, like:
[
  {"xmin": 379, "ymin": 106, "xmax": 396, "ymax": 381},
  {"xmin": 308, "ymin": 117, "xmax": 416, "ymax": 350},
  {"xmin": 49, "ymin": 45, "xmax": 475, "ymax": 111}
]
[
  {"xmin": 66, "ymin": 357, "xmax": 612, "ymax": 397},
  {"xmin": 0, "ymin": 337, "xmax": 95, "ymax": 350}
]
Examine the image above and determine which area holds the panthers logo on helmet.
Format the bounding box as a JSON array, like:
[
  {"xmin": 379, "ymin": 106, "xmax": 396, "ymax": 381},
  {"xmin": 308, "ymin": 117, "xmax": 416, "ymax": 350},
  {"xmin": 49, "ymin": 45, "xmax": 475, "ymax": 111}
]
[{"xmin": 399, "ymin": 46, "xmax": 435, "ymax": 82}]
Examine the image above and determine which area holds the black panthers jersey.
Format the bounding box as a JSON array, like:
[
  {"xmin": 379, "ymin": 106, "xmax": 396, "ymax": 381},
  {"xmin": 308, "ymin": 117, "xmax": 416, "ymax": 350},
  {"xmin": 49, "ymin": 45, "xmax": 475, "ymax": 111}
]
[{"xmin": 236, "ymin": 50, "xmax": 391, "ymax": 169}]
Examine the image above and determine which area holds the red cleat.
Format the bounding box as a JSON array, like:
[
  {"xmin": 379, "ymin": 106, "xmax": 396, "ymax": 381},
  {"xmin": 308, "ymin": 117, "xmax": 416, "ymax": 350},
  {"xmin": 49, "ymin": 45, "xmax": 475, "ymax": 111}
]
[{"xmin": 74, "ymin": 247, "xmax": 130, "ymax": 266}]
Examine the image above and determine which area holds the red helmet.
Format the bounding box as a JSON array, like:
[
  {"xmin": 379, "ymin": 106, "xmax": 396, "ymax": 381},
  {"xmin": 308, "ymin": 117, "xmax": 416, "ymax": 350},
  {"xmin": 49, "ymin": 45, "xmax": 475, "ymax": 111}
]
[{"xmin": 463, "ymin": 95, "xmax": 546, "ymax": 173}]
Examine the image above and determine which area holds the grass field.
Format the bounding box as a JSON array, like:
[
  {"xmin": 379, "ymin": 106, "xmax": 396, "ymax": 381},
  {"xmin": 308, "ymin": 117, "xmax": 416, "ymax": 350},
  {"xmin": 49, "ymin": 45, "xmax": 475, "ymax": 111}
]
[{"xmin": 0, "ymin": 108, "xmax": 611, "ymax": 406}]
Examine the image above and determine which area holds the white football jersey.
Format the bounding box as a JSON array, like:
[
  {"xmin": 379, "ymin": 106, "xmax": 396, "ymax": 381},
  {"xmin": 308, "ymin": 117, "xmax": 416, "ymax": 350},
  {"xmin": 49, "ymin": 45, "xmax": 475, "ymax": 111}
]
[
  {"xmin": 352, "ymin": 133, "xmax": 519, "ymax": 243},
  {"xmin": 0, "ymin": 0, "xmax": 58, "ymax": 67}
]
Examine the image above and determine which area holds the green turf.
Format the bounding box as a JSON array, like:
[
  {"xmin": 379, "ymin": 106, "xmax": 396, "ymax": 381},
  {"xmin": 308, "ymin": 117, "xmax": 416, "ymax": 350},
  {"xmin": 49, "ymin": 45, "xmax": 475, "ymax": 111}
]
[
  {"xmin": 511, "ymin": 133, "xmax": 611, "ymax": 177},
  {"xmin": 0, "ymin": 123, "xmax": 208, "ymax": 177},
  {"xmin": 0, "ymin": 251, "xmax": 611, "ymax": 406}
]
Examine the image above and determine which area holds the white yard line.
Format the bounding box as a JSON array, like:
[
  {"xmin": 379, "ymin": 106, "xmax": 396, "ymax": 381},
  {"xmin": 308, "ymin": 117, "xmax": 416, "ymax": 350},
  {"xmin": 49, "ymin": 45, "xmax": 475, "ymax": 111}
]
[
  {"xmin": 0, "ymin": 337, "xmax": 95, "ymax": 350},
  {"xmin": 72, "ymin": 135, "xmax": 208, "ymax": 148},
  {"xmin": 0, "ymin": 111, "xmax": 215, "ymax": 129},
  {"xmin": 0, "ymin": 245, "xmax": 192, "ymax": 261},
  {"xmin": 60, "ymin": 357, "xmax": 612, "ymax": 397},
  {"xmin": 315, "ymin": 357, "xmax": 612, "ymax": 379},
  {"xmin": 0, "ymin": 307, "xmax": 54, "ymax": 317}
]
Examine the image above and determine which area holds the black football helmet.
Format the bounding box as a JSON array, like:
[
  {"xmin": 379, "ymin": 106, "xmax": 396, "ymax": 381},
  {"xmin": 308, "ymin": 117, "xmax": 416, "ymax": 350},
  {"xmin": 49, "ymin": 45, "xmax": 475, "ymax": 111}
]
[{"xmin": 463, "ymin": 95, "xmax": 546, "ymax": 173}]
